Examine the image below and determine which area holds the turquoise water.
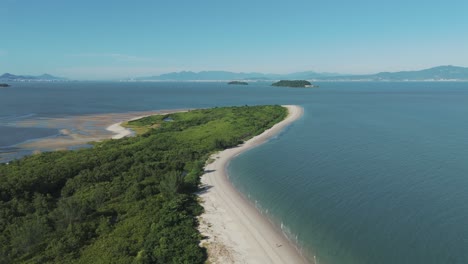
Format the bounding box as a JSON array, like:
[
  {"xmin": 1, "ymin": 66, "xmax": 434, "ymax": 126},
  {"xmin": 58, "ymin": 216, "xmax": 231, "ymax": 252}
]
[
  {"xmin": 1, "ymin": 81, "xmax": 468, "ymax": 263},
  {"xmin": 228, "ymin": 83, "xmax": 468, "ymax": 263}
]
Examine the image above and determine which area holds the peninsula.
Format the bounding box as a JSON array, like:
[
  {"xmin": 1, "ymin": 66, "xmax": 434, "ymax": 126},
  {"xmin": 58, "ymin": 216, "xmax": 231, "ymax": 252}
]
[
  {"xmin": 272, "ymin": 80, "xmax": 315, "ymax": 88},
  {"xmin": 0, "ymin": 83, "xmax": 10, "ymax": 87},
  {"xmin": 0, "ymin": 105, "xmax": 304, "ymax": 264},
  {"xmin": 228, "ymin": 81, "xmax": 248, "ymax": 85}
]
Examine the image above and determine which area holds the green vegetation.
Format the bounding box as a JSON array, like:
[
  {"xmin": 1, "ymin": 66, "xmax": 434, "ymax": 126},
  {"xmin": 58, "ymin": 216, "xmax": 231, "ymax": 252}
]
[
  {"xmin": 272, "ymin": 80, "xmax": 312, "ymax": 88},
  {"xmin": 0, "ymin": 105, "xmax": 287, "ymax": 264},
  {"xmin": 121, "ymin": 114, "xmax": 166, "ymax": 135},
  {"xmin": 227, "ymin": 81, "xmax": 248, "ymax": 85},
  {"xmin": 0, "ymin": 84, "xmax": 10, "ymax": 87}
]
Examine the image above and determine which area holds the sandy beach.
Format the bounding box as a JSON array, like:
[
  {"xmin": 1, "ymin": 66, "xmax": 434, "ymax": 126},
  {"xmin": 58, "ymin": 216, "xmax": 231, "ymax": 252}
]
[
  {"xmin": 198, "ymin": 105, "xmax": 308, "ymax": 264},
  {"xmin": 107, "ymin": 122, "xmax": 133, "ymax": 139}
]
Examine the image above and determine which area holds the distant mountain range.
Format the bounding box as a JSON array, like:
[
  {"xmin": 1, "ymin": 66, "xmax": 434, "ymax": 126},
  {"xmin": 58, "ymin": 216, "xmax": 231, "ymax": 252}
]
[
  {"xmin": 0, "ymin": 73, "xmax": 67, "ymax": 82},
  {"xmin": 131, "ymin": 66, "xmax": 468, "ymax": 81},
  {"xmin": 132, "ymin": 70, "xmax": 338, "ymax": 81},
  {"xmin": 321, "ymin": 65, "xmax": 468, "ymax": 81},
  {"xmin": 3, "ymin": 66, "xmax": 468, "ymax": 82}
]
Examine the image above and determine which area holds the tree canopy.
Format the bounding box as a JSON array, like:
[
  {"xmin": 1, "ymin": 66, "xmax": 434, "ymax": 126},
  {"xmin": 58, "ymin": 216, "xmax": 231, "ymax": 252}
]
[
  {"xmin": 272, "ymin": 80, "xmax": 312, "ymax": 87},
  {"xmin": 0, "ymin": 105, "xmax": 287, "ymax": 264}
]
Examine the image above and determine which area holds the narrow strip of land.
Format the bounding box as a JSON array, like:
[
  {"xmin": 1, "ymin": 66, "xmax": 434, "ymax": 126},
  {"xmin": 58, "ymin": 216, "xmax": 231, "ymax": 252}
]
[{"xmin": 199, "ymin": 105, "xmax": 308, "ymax": 264}]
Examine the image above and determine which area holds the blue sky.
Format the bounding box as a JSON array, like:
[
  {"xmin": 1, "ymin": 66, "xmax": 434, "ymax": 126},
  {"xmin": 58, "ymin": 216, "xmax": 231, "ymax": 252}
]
[{"xmin": 2, "ymin": 0, "xmax": 468, "ymax": 79}]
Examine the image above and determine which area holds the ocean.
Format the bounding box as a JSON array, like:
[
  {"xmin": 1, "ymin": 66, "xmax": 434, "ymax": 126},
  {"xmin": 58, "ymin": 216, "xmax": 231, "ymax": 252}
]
[{"xmin": 1, "ymin": 81, "xmax": 468, "ymax": 263}]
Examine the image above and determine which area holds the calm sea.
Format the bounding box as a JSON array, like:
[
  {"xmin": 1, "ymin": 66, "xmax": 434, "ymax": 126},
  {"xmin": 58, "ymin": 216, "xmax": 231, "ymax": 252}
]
[{"xmin": 1, "ymin": 81, "xmax": 468, "ymax": 263}]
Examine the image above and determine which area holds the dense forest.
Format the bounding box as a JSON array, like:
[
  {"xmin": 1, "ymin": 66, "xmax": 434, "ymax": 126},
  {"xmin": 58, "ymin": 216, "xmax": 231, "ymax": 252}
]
[
  {"xmin": 227, "ymin": 81, "xmax": 248, "ymax": 85},
  {"xmin": 272, "ymin": 80, "xmax": 312, "ymax": 88},
  {"xmin": 0, "ymin": 105, "xmax": 287, "ymax": 264}
]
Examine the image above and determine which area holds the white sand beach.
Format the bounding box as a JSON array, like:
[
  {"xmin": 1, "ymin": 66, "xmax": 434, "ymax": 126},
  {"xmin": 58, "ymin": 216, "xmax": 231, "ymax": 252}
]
[{"xmin": 198, "ymin": 105, "xmax": 308, "ymax": 264}]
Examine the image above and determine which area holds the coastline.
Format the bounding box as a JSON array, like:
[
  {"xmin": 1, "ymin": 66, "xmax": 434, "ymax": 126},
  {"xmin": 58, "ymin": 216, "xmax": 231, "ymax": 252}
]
[
  {"xmin": 198, "ymin": 105, "xmax": 308, "ymax": 264},
  {"xmin": 14, "ymin": 110, "xmax": 187, "ymax": 152}
]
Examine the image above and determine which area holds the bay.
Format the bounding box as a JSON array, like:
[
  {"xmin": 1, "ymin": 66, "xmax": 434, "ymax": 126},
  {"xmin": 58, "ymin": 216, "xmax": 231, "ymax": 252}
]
[{"xmin": 1, "ymin": 81, "xmax": 468, "ymax": 263}]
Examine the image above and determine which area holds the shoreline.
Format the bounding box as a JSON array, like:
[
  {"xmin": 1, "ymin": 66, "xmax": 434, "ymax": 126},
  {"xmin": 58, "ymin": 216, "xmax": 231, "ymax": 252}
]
[
  {"xmin": 198, "ymin": 105, "xmax": 308, "ymax": 264},
  {"xmin": 14, "ymin": 110, "xmax": 187, "ymax": 152},
  {"xmin": 2, "ymin": 110, "xmax": 188, "ymax": 163}
]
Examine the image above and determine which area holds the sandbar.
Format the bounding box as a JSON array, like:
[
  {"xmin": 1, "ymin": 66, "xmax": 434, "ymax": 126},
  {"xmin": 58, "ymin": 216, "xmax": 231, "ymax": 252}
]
[{"xmin": 15, "ymin": 109, "xmax": 185, "ymax": 150}]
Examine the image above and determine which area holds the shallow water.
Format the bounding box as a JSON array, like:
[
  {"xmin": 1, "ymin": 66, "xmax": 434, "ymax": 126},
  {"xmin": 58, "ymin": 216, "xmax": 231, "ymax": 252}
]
[
  {"xmin": 2, "ymin": 81, "xmax": 468, "ymax": 263},
  {"xmin": 228, "ymin": 82, "xmax": 468, "ymax": 263}
]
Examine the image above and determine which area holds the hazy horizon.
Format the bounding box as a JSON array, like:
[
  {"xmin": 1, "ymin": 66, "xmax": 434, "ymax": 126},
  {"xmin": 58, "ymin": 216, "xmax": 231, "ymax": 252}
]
[
  {"xmin": 2, "ymin": 0, "xmax": 468, "ymax": 79},
  {"xmin": 4, "ymin": 65, "xmax": 468, "ymax": 81}
]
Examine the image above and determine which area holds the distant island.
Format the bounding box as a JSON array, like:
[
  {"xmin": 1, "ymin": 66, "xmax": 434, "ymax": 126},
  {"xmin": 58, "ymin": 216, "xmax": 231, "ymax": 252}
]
[
  {"xmin": 272, "ymin": 80, "xmax": 316, "ymax": 88},
  {"xmin": 0, "ymin": 83, "xmax": 10, "ymax": 87},
  {"xmin": 228, "ymin": 81, "xmax": 248, "ymax": 85}
]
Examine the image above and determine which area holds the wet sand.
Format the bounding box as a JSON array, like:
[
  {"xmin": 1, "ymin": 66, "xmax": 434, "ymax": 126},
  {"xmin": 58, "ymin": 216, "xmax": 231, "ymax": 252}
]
[{"xmin": 15, "ymin": 109, "xmax": 185, "ymax": 150}]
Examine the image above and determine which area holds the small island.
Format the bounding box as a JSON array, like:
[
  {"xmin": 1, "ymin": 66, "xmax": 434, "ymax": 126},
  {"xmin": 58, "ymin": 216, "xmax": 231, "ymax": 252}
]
[
  {"xmin": 0, "ymin": 83, "xmax": 10, "ymax": 87},
  {"xmin": 272, "ymin": 80, "xmax": 317, "ymax": 88},
  {"xmin": 228, "ymin": 81, "xmax": 248, "ymax": 85}
]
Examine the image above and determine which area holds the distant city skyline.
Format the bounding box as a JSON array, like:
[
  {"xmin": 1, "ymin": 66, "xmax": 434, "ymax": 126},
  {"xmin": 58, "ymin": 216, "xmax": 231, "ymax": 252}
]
[{"xmin": 2, "ymin": 0, "xmax": 468, "ymax": 80}]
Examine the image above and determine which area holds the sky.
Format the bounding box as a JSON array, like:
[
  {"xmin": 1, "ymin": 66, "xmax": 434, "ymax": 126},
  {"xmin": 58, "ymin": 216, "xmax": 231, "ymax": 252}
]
[{"xmin": 1, "ymin": 0, "xmax": 468, "ymax": 80}]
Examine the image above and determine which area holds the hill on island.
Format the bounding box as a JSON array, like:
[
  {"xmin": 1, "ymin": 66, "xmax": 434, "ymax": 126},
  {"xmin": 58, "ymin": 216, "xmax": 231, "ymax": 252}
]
[
  {"xmin": 228, "ymin": 81, "xmax": 248, "ymax": 85},
  {"xmin": 272, "ymin": 80, "xmax": 313, "ymax": 88}
]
